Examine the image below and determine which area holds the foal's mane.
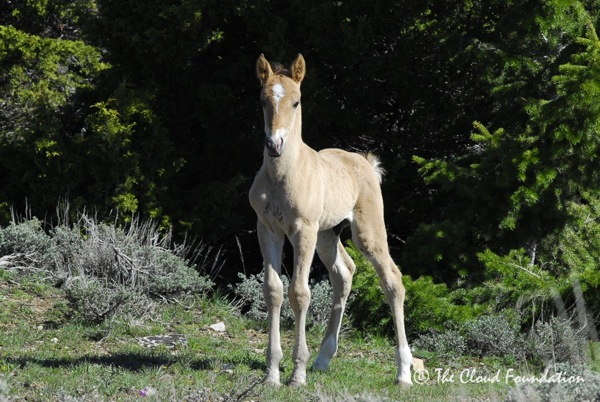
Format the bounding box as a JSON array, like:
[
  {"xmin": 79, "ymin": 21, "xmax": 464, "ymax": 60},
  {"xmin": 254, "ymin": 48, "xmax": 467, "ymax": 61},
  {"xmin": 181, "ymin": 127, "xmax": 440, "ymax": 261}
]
[{"xmin": 271, "ymin": 62, "xmax": 292, "ymax": 78}]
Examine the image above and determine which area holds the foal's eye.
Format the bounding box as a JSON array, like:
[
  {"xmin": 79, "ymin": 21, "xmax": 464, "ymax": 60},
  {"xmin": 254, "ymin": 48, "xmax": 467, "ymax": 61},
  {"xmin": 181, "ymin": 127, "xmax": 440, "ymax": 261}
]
[{"xmin": 293, "ymin": 100, "xmax": 300, "ymax": 109}]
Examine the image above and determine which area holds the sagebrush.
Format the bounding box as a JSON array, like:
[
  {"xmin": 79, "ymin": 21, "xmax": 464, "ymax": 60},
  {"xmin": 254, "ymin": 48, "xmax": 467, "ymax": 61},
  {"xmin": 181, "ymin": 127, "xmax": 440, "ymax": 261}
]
[
  {"xmin": 0, "ymin": 213, "xmax": 216, "ymax": 324},
  {"xmin": 232, "ymin": 271, "xmax": 333, "ymax": 328}
]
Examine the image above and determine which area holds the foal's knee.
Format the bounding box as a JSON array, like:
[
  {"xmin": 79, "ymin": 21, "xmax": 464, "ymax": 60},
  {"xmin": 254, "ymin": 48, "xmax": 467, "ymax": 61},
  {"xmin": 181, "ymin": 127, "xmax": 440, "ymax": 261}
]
[
  {"xmin": 263, "ymin": 275, "xmax": 284, "ymax": 309},
  {"xmin": 289, "ymin": 281, "xmax": 311, "ymax": 314}
]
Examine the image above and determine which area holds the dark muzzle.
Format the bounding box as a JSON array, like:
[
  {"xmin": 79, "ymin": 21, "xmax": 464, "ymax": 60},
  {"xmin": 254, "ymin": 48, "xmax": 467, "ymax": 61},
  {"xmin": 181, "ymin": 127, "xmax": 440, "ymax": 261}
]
[{"xmin": 265, "ymin": 136, "xmax": 284, "ymax": 157}]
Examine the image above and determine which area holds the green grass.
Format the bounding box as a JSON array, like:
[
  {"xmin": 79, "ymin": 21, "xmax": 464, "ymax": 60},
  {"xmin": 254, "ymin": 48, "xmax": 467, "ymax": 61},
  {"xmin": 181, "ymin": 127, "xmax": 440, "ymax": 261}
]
[{"xmin": 0, "ymin": 275, "xmax": 594, "ymax": 401}]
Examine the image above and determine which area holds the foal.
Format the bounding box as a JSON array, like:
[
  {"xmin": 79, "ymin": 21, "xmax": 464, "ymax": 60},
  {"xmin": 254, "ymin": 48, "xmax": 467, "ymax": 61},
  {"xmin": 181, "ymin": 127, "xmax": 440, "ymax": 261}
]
[{"xmin": 249, "ymin": 54, "xmax": 412, "ymax": 387}]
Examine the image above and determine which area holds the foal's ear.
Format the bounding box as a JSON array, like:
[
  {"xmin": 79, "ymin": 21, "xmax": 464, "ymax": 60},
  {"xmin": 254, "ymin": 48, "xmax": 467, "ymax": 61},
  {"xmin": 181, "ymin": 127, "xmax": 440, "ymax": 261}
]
[
  {"xmin": 290, "ymin": 54, "xmax": 306, "ymax": 84},
  {"xmin": 256, "ymin": 54, "xmax": 273, "ymax": 86}
]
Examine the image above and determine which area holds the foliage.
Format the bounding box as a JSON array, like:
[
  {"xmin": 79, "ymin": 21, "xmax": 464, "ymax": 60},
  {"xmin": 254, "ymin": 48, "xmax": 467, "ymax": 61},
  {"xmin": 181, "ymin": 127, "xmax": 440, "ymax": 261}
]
[
  {"xmin": 474, "ymin": 248, "xmax": 560, "ymax": 322},
  {"xmin": 0, "ymin": 4, "xmax": 180, "ymax": 227},
  {"xmin": 463, "ymin": 314, "xmax": 527, "ymax": 360},
  {"xmin": 409, "ymin": 3, "xmax": 600, "ymax": 334},
  {"xmin": 64, "ymin": 275, "xmax": 155, "ymax": 324},
  {"xmin": 413, "ymin": 329, "xmax": 466, "ymax": 360},
  {"xmin": 507, "ymin": 362, "xmax": 600, "ymax": 402},
  {"xmin": 0, "ymin": 214, "xmax": 215, "ymax": 324},
  {"xmin": 531, "ymin": 316, "xmax": 592, "ymax": 366},
  {"xmin": 345, "ymin": 241, "xmax": 482, "ymax": 338},
  {"xmin": 231, "ymin": 271, "xmax": 333, "ymax": 328}
]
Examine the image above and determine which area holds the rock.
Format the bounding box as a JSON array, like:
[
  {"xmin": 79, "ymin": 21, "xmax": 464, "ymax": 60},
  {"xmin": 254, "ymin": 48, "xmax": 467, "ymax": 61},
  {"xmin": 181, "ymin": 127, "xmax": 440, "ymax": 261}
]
[
  {"xmin": 137, "ymin": 334, "xmax": 188, "ymax": 349},
  {"xmin": 412, "ymin": 357, "xmax": 425, "ymax": 372},
  {"xmin": 209, "ymin": 321, "xmax": 226, "ymax": 332},
  {"xmin": 139, "ymin": 387, "xmax": 157, "ymax": 397}
]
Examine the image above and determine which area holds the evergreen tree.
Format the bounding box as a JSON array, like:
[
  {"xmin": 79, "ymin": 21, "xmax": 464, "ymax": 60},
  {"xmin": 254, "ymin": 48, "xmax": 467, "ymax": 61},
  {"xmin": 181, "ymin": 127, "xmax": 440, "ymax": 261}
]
[
  {"xmin": 0, "ymin": 2, "xmax": 182, "ymax": 224},
  {"xmin": 411, "ymin": 4, "xmax": 600, "ymax": 321}
]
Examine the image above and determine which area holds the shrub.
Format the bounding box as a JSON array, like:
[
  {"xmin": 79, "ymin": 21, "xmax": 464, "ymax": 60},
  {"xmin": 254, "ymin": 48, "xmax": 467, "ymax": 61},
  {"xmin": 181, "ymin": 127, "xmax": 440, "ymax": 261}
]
[
  {"xmin": 463, "ymin": 314, "xmax": 527, "ymax": 360},
  {"xmin": 345, "ymin": 242, "xmax": 391, "ymax": 335},
  {"xmin": 531, "ymin": 316, "xmax": 591, "ymax": 366},
  {"xmin": 309, "ymin": 277, "xmax": 335, "ymax": 325},
  {"xmin": 413, "ymin": 329, "xmax": 466, "ymax": 359},
  {"xmin": 1, "ymin": 213, "xmax": 216, "ymax": 324},
  {"xmin": 414, "ymin": 312, "xmax": 531, "ymax": 361},
  {"xmin": 345, "ymin": 241, "xmax": 481, "ymax": 338},
  {"xmin": 0, "ymin": 218, "xmax": 55, "ymax": 270},
  {"xmin": 507, "ymin": 362, "xmax": 600, "ymax": 402},
  {"xmin": 231, "ymin": 271, "xmax": 333, "ymax": 328},
  {"xmin": 64, "ymin": 276, "xmax": 156, "ymax": 324},
  {"xmin": 57, "ymin": 215, "xmax": 213, "ymax": 297},
  {"xmin": 232, "ymin": 271, "xmax": 288, "ymax": 323}
]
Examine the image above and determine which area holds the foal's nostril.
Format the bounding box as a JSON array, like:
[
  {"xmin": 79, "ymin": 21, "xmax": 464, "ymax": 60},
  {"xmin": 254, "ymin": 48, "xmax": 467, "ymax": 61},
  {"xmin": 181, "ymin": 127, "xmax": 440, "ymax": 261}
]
[{"xmin": 265, "ymin": 136, "xmax": 283, "ymax": 156}]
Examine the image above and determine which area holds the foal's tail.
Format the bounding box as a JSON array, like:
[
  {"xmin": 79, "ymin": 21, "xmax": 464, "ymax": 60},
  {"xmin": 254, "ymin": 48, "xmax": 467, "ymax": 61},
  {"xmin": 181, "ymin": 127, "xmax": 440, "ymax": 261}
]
[{"xmin": 363, "ymin": 152, "xmax": 385, "ymax": 184}]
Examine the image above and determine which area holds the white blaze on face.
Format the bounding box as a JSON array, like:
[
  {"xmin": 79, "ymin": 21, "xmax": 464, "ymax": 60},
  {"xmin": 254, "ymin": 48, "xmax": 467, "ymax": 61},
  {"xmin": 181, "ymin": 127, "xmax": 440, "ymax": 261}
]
[{"xmin": 272, "ymin": 83, "xmax": 285, "ymax": 112}]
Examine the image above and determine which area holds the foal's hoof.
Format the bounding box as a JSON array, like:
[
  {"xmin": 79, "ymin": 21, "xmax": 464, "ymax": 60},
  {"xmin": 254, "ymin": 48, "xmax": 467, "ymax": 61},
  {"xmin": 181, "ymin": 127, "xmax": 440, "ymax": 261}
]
[
  {"xmin": 263, "ymin": 377, "xmax": 282, "ymax": 387},
  {"xmin": 396, "ymin": 380, "xmax": 412, "ymax": 389},
  {"xmin": 287, "ymin": 379, "xmax": 306, "ymax": 387},
  {"xmin": 288, "ymin": 374, "xmax": 307, "ymax": 387},
  {"xmin": 311, "ymin": 360, "xmax": 329, "ymax": 372}
]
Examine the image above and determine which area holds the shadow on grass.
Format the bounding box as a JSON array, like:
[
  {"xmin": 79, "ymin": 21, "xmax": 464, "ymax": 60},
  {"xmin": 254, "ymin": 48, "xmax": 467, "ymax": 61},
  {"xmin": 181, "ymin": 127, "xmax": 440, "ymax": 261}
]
[{"xmin": 8, "ymin": 352, "xmax": 266, "ymax": 373}]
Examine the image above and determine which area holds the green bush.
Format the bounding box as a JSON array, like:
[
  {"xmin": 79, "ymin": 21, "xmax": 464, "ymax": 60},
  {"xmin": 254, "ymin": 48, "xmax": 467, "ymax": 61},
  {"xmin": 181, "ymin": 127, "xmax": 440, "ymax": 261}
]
[{"xmin": 345, "ymin": 241, "xmax": 481, "ymax": 338}]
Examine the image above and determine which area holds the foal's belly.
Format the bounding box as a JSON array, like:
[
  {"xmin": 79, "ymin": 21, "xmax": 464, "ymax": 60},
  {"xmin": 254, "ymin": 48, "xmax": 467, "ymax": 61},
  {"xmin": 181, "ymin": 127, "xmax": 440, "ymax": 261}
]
[
  {"xmin": 318, "ymin": 210, "xmax": 353, "ymax": 232},
  {"xmin": 254, "ymin": 190, "xmax": 352, "ymax": 236}
]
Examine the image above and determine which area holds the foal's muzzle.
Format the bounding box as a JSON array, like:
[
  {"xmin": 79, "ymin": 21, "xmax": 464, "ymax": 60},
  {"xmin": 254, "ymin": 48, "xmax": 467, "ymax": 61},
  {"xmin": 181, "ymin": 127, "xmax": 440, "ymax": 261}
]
[{"xmin": 265, "ymin": 136, "xmax": 284, "ymax": 157}]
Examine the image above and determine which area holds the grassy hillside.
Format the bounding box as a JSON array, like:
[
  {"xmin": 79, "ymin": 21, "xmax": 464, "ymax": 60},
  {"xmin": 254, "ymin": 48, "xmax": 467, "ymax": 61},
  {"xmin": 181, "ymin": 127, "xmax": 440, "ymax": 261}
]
[
  {"xmin": 0, "ymin": 272, "xmax": 508, "ymax": 401},
  {"xmin": 0, "ymin": 216, "xmax": 599, "ymax": 401},
  {"xmin": 2, "ymin": 270, "xmax": 600, "ymax": 401}
]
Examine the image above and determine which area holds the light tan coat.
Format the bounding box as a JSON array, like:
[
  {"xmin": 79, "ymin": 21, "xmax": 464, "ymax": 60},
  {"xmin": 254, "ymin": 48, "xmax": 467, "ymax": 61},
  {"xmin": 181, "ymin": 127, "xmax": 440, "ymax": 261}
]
[{"xmin": 249, "ymin": 54, "xmax": 412, "ymax": 387}]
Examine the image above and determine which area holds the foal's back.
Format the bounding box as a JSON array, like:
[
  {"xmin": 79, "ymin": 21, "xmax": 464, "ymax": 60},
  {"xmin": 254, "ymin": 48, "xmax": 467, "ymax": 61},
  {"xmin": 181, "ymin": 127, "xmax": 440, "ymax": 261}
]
[{"xmin": 314, "ymin": 148, "xmax": 385, "ymax": 230}]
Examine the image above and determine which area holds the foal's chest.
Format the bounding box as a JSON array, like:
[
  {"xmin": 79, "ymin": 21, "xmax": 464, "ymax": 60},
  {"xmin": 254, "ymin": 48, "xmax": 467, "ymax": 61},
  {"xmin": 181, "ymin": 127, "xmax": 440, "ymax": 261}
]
[
  {"xmin": 252, "ymin": 188, "xmax": 292, "ymax": 231},
  {"xmin": 249, "ymin": 180, "xmax": 302, "ymax": 234}
]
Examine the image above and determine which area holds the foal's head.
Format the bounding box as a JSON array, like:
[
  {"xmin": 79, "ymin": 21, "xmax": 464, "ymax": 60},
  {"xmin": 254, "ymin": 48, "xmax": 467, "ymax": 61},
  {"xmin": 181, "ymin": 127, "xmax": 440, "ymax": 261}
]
[{"xmin": 256, "ymin": 54, "xmax": 306, "ymax": 157}]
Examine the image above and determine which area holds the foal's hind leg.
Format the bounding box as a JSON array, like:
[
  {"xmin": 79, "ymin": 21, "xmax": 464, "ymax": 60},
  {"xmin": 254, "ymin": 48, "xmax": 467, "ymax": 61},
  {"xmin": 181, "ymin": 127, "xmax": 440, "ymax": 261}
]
[
  {"xmin": 313, "ymin": 230, "xmax": 355, "ymax": 371},
  {"xmin": 352, "ymin": 214, "xmax": 412, "ymax": 387}
]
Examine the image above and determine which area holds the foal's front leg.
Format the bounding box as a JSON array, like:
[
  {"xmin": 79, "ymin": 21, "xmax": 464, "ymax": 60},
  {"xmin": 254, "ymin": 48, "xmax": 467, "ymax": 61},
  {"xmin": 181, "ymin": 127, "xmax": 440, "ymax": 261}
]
[
  {"xmin": 288, "ymin": 226, "xmax": 318, "ymax": 386},
  {"xmin": 257, "ymin": 223, "xmax": 285, "ymax": 386}
]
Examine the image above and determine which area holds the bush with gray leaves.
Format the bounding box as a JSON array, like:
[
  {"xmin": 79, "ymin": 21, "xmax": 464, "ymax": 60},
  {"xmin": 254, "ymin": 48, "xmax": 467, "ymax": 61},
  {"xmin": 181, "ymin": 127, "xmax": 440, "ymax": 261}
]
[
  {"xmin": 0, "ymin": 213, "xmax": 216, "ymax": 324},
  {"xmin": 231, "ymin": 271, "xmax": 333, "ymax": 327}
]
